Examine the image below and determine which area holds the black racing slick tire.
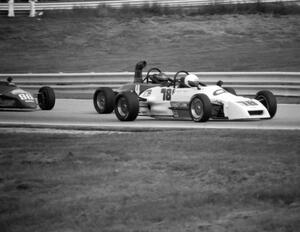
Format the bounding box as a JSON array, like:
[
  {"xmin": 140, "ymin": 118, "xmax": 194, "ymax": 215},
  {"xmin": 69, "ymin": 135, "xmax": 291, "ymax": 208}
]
[
  {"xmin": 255, "ymin": 90, "xmax": 277, "ymax": 118},
  {"xmin": 189, "ymin": 94, "xmax": 212, "ymax": 122},
  {"xmin": 93, "ymin": 87, "xmax": 115, "ymax": 114},
  {"xmin": 38, "ymin": 86, "xmax": 55, "ymax": 110},
  {"xmin": 223, "ymin": 87, "xmax": 237, "ymax": 95},
  {"xmin": 114, "ymin": 92, "xmax": 139, "ymax": 121}
]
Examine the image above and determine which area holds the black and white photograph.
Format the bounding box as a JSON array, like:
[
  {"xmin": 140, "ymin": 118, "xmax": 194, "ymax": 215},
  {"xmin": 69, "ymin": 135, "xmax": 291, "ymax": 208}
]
[{"xmin": 0, "ymin": 0, "xmax": 299, "ymax": 231}]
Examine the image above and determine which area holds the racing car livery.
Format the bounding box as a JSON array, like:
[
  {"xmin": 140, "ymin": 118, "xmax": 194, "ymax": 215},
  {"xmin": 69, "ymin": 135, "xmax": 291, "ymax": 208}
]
[
  {"xmin": 0, "ymin": 77, "xmax": 55, "ymax": 110},
  {"xmin": 93, "ymin": 61, "xmax": 277, "ymax": 122}
]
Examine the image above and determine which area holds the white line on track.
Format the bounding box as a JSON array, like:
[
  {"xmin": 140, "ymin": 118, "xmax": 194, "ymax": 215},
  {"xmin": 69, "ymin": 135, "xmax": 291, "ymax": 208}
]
[{"xmin": 0, "ymin": 127, "xmax": 131, "ymax": 135}]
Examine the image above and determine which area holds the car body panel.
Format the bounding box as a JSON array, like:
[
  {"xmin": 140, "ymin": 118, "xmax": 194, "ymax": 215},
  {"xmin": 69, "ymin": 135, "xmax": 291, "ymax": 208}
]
[
  {"xmin": 138, "ymin": 84, "xmax": 270, "ymax": 120},
  {"xmin": 117, "ymin": 83, "xmax": 159, "ymax": 95}
]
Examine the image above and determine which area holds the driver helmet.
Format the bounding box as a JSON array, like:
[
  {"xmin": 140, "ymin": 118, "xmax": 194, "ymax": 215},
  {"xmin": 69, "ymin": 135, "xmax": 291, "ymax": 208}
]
[
  {"xmin": 156, "ymin": 72, "xmax": 169, "ymax": 81},
  {"xmin": 184, "ymin": 73, "xmax": 200, "ymax": 87}
]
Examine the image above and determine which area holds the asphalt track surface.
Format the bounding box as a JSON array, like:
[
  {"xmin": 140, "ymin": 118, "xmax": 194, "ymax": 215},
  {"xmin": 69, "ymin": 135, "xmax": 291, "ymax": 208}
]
[{"xmin": 0, "ymin": 99, "xmax": 299, "ymax": 131}]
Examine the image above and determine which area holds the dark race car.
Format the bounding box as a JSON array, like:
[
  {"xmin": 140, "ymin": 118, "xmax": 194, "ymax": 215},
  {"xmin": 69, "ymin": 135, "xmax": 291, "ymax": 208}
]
[{"xmin": 0, "ymin": 77, "xmax": 55, "ymax": 110}]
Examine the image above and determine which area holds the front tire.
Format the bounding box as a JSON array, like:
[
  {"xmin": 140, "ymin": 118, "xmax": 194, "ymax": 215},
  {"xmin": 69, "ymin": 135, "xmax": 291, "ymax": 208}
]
[
  {"xmin": 93, "ymin": 87, "xmax": 115, "ymax": 114},
  {"xmin": 114, "ymin": 92, "xmax": 139, "ymax": 121},
  {"xmin": 255, "ymin": 90, "xmax": 277, "ymax": 118},
  {"xmin": 38, "ymin": 86, "xmax": 55, "ymax": 110},
  {"xmin": 189, "ymin": 94, "xmax": 212, "ymax": 122}
]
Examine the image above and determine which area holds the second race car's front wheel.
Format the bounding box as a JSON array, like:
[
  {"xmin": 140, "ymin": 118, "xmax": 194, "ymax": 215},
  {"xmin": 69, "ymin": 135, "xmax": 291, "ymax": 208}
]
[
  {"xmin": 255, "ymin": 90, "xmax": 277, "ymax": 118},
  {"xmin": 189, "ymin": 94, "xmax": 212, "ymax": 122},
  {"xmin": 38, "ymin": 86, "xmax": 55, "ymax": 110},
  {"xmin": 115, "ymin": 92, "xmax": 139, "ymax": 121},
  {"xmin": 93, "ymin": 87, "xmax": 115, "ymax": 114}
]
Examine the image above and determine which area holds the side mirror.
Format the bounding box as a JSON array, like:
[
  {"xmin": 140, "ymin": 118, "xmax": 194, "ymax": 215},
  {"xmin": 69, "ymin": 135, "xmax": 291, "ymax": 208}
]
[
  {"xmin": 216, "ymin": 80, "xmax": 223, "ymax": 87},
  {"xmin": 7, "ymin": 76, "xmax": 13, "ymax": 83}
]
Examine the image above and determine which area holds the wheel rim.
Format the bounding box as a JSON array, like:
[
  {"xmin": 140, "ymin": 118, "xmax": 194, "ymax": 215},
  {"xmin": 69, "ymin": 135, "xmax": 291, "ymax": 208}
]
[
  {"xmin": 190, "ymin": 98, "xmax": 203, "ymax": 120},
  {"xmin": 117, "ymin": 97, "xmax": 129, "ymax": 118},
  {"xmin": 257, "ymin": 95, "xmax": 269, "ymax": 110},
  {"xmin": 96, "ymin": 93, "xmax": 106, "ymax": 111}
]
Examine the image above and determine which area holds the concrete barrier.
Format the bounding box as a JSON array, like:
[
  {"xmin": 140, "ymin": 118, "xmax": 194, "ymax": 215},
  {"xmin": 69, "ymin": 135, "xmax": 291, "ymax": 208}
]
[{"xmin": 1, "ymin": 72, "xmax": 299, "ymax": 97}]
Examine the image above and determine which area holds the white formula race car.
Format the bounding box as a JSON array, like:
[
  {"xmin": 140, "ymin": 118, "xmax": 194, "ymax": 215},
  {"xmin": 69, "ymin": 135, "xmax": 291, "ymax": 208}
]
[{"xmin": 94, "ymin": 64, "xmax": 277, "ymax": 122}]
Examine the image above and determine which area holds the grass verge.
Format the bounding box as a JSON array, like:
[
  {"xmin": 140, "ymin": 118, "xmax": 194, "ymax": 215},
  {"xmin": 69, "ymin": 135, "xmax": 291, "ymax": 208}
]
[
  {"xmin": 45, "ymin": 2, "xmax": 300, "ymax": 18},
  {"xmin": 0, "ymin": 129, "xmax": 299, "ymax": 232},
  {"xmin": 1, "ymin": 13, "xmax": 300, "ymax": 73}
]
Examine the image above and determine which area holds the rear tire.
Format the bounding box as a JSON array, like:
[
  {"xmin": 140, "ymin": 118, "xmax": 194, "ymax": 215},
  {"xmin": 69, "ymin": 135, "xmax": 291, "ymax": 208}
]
[
  {"xmin": 115, "ymin": 92, "xmax": 139, "ymax": 121},
  {"xmin": 189, "ymin": 94, "xmax": 212, "ymax": 122},
  {"xmin": 255, "ymin": 90, "xmax": 277, "ymax": 118},
  {"xmin": 223, "ymin": 87, "xmax": 237, "ymax": 95},
  {"xmin": 93, "ymin": 87, "xmax": 115, "ymax": 114},
  {"xmin": 38, "ymin": 86, "xmax": 55, "ymax": 110}
]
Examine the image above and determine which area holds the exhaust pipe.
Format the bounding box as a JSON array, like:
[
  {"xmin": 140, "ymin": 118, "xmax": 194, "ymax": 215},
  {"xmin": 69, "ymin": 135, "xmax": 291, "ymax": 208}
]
[{"xmin": 134, "ymin": 60, "xmax": 147, "ymax": 83}]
